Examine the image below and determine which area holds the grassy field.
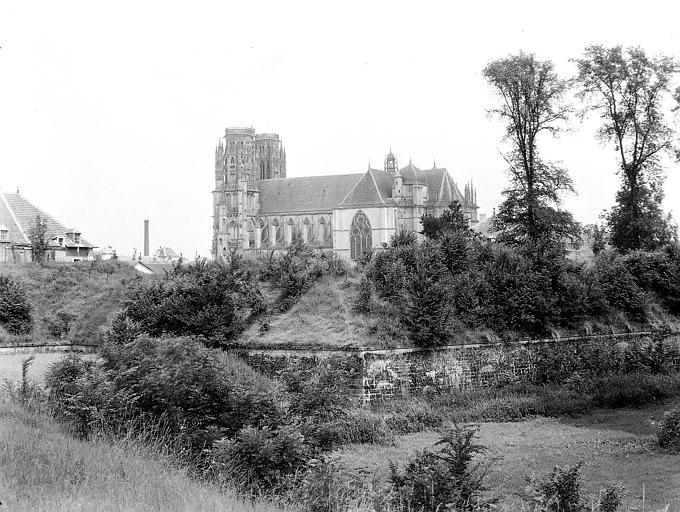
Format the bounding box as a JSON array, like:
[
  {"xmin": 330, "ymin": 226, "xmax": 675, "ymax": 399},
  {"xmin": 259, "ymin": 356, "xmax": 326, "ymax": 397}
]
[
  {"xmin": 0, "ymin": 399, "xmax": 292, "ymax": 512},
  {"xmin": 337, "ymin": 400, "xmax": 680, "ymax": 512}
]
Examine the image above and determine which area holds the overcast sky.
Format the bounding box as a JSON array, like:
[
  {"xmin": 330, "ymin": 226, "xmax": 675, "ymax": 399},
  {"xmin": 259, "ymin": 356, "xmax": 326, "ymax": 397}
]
[{"xmin": 1, "ymin": 1, "xmax": 678, "ymax": 257}]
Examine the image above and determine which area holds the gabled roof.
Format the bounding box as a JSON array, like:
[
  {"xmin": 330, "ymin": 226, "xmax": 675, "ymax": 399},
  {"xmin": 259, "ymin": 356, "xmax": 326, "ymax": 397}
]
[
  {"xmin": 258, "ymin": 174, "xmax": 363, "ymax": 214},
  {"xmin": 338, "ymin": 169, "xmax": 394, "ymax": 207},
  {"xmin": 0, "ymin": 191, "xmax": 94, "ymax": 247}
]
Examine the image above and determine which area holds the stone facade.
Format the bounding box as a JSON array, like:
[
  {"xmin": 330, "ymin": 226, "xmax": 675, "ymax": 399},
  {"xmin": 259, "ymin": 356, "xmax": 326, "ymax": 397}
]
[{"xmin": 212, "ymin": 127, "xmax": 479, "ymax": 260}]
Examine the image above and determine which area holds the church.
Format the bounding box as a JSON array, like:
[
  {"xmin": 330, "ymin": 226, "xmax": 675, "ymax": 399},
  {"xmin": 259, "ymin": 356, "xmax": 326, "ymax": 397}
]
[{"xmin": 212, "ymin": 127, "xmax": 478, "ymax": 260}]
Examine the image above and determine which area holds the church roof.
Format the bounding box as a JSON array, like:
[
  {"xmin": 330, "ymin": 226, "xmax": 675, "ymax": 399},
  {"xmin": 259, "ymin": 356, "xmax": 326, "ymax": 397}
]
[
  {"xmin": 258, "ymin": 174, "xmax": 364, "ymax": 214},
  {"xmin": 421, "ymin": 167, "xmax": 465, "ymax": 206},
  {"xmin": 399, "ymin": 162, "xmax": 427, "ymax": 185},
  {"xmin": 338, "ymin": 169, "xmax": 394, "ymax": 207},
  {"xmin": 0, "ymin": 191, "xmax": 94, "ymax": 247}
]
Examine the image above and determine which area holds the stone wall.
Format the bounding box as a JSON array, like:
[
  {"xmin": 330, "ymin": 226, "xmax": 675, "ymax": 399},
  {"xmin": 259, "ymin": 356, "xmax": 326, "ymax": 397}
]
[
  {"xmin": 238, "ymin": 332, "xmax": 680, "ymax": 403},
  {"xmin": 360, "ymin": 333, "xmax": 680, "ymax": 401}
]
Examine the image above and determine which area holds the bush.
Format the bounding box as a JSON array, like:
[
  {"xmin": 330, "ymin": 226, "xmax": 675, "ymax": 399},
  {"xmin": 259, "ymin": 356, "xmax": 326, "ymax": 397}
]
[
  {"xmin": 45, "ymin": 337, "xmax": 284, "ymax": 450},
  {"xmin": 595, "ymin": 253, "xmax": 647, "ymax": 319},
  {"xmin": 398, "ymin": 244, "xmax": 453, "ymax": 346},
  {"xmin": 0, "ymin": 274, "xmax": 32, "ymax": 335},
  {"xmin": 389, "ymin": 424, "xmax": 493, "ymax": 511},
  {"xmin": 657, "ymin": 408, "xmax": 680, "ymax": 451},
  {"xmin": 209, "ymin": 425, "xmax": 311, "ymax": 495},
  {"xmin": 353, "ymin": 276, "xmax": 373, "ymax": 313},
  {"xmin": 112, "ymin": 256, "xmax": 265, "ymax": 346},
  {"xmin": 525, "ymin": 463, "xmax": 587, "ymax": 512}
]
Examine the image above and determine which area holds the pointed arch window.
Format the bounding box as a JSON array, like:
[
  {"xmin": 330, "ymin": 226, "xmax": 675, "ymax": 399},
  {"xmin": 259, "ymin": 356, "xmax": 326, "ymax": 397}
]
[{"xmin": 350, "ymin": 211, "xmax": 372, "ymax": 261}]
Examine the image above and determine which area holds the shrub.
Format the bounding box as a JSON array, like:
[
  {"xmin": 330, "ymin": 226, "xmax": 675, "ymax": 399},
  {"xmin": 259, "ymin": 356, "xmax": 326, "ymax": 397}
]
[
  {"xmin": 299, "ymin": 456, "xmax": 380, "ymax": 512},
  {"xmin": 595, "ymin": 253, "xmax": 647, "ymax": 319},
  {"xmin": 209, "ymin": 425, "xmax": 311, "ymax": 495},
  {"xmin": 389, "ymin": 424, "xmax": 493, "ymax": 512},
  {"xmin": 45, "ymin": 337, "xmax": 284, "ymax": 450},
  {"xmin": 0, "ymin": 274, "xmax": 32, "ymax": 335},
  {"xmin": 525, "ymin": 463, "xmax": 587, "ymax": 512},
  {"xmin": 657, "ymin": 408, "xmax": 680, "ymax": 451},
  {"xmin": 353, "ymin": 276, "xmax": 373, "ymax": 313},
  {"xmin": 113, "ymin": 256, "xmax": 265, "ymax": 346},
  {"xmin": 398, "ymin": 244, "xmax": 453, "ymax": 346},
  {"xmin": 598, "ymin": 483, "xmax": 625, "ymax": 512}
]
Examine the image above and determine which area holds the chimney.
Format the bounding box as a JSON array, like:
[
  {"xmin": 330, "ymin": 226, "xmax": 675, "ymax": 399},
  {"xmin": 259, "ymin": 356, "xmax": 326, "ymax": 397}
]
[{"xmin": 144, "ymin": 219, "xmax": 149, "ymax": 257}]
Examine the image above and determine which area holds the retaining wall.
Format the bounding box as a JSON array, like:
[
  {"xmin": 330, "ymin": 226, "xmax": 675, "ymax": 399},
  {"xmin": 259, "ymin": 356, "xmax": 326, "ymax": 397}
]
[{"xmin": 239, "ymin": 332, "xmax": 680, "ymax": 402}]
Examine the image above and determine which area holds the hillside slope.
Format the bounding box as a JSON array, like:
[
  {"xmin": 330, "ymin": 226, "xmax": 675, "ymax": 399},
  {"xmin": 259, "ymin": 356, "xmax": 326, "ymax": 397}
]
[
  {"xmin": 0, "ymin": 262, "xmax": 137, "ymax": 344},
  {"xmin": 0, "ymin": 400, "xmax": 289, "ymax": 512}
]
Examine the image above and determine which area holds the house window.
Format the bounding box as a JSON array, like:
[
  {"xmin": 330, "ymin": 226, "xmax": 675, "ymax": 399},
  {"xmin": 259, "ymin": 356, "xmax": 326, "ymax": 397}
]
[
  {"xmin": 0, "ymin": 230, "xmax": 7, "ymax": 242},
  {"xmin": 350, "ymin": 211, "xmax": 372, "ymax": 261}
]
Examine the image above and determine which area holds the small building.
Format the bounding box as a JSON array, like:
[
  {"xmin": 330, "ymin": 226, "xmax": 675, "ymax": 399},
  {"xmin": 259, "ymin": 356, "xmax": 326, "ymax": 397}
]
[{"xmin": 0, "ymin": 190, "xmax": 96, "ymax": 263}]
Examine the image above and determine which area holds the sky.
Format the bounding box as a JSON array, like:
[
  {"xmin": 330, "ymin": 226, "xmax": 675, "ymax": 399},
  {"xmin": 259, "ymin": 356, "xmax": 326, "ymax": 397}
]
[{"xmin": 1, "ymin": 0, "xmax": 679, "ymax": 257}]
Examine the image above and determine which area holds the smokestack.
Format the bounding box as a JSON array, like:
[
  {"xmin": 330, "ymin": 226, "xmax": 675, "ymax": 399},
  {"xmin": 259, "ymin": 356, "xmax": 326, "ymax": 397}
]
[{"xmin": 144, "ymin": 219, "xmax": 149, "ymax": 257}]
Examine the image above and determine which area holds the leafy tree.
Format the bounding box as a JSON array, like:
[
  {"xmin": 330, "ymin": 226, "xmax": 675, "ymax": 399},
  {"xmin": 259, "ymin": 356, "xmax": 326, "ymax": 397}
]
[
  {"xmin": 421, "ymin": 201, "xmax": 472, "ymax": 240},
  {"xmin": 28, "ymin": 215, "xmax": 50, "ymax": 264},
  {"xmin": 483, "ymin": 52, "xmax": 580, "ymax": 254},
  {"xmin": 574, "ymin": 45, "xmax": 679, "ymax": 251}
]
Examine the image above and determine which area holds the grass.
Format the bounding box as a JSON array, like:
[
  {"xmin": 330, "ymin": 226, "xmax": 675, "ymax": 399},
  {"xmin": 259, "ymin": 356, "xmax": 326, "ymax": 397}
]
[
  {"xmin": 336, "ymin": 399, "xmax": 680, "ymax": 512},
  {"xmin": 0, "ymin": 261, "xmax": 138, "ymax": 345},
  {"xmin": 0, "ymin": 399, "xmax": 292, "ymax": 512},
  {"xmin": 238, "ymin": 275, "xmax": 409, "ymax": 349}
]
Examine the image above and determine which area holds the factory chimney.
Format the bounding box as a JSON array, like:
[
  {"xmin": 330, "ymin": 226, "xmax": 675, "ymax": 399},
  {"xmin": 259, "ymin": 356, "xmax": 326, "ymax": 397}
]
[{"xmin": 144, "ymin": 219, "xmax": 149, "ymax": 257}]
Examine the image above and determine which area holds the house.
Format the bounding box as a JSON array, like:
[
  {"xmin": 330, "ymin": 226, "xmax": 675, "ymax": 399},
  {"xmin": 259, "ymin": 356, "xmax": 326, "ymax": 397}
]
[{"xmin": 0, "ymin": 190, "xmax": 96, "ymax": 263}]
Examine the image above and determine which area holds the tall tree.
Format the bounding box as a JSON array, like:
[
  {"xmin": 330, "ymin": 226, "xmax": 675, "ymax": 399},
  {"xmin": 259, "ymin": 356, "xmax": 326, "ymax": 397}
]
[
  {"xmin": 483, "ymin": 52, "xmax": 579, "ymax": 254},
  {"xmin": 28, "ymin": 215, "xmax": 49, "ymax": 264},
  {"xmin": 574, "ymin": 45, "xmax": 679, "ymax": 251}
]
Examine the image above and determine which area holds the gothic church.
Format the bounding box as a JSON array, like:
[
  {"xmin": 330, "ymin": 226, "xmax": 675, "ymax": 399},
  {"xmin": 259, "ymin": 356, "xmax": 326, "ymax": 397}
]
[{"xmin": 212, "ymin": 127, "xmax": 478, "ymax": 260}]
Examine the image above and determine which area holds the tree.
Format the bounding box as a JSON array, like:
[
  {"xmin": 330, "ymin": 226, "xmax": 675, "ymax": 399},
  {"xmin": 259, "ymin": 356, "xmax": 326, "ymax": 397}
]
[
  {"xmin": 28, "ymin": 215, "xmax": 49, "ymax": 264},
  {"xmin": 574, "ymin": 45, "xmax": 679, "ymax": 251},
  {"xmin": 421, "ymin": 201, "xmax": 472, "ymax": 240},
  {"xmin": 483, "ymin": 53, "xmax": 580, "ymax": 254}
]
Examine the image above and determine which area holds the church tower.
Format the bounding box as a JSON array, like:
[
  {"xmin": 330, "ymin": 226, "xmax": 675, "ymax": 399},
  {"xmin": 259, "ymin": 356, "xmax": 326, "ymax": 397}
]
[
  {"xmin": 255, "ymin": 133, "xmax": 286, "ymax": 180},
  {"xmin": 212, "ymin": 127, "xmax": 287, "ymax": 258}
]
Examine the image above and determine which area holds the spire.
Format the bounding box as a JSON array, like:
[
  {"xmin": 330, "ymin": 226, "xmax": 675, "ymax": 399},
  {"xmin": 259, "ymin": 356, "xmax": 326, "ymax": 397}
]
[{"xmin": 432, "ymin": 160, "xmax": 437, "ymax": 169}]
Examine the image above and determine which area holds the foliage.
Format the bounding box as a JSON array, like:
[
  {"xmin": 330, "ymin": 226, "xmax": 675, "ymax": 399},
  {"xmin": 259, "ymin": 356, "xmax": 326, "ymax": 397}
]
[
  {"xmin": 524, "ymin": 463, "xmax": 587, "ymax": 512},
  {"xmin": 209, "ymin": 425, "xmax": 311, "ymax": 495},
  {"xmin": 421, "ymin": 201, "xmax": 473, "ymax": 241},
  {"xmin": 28, "ymin": 214, "xmax": 50, "ymax": 264},
  {"xmin": 0, "ymin": 274, "xmax": 32, "ymax": 334},
  {"xmin": 398, "ymin": 243, "xmax": 453, "ymax": 346},
  {"xmin": 574, "ymin": 45, "xmax": 679, "ymax": 251},
  {"xmin": 111, "ymin": 255, "xmax": 265, "ymax": 346},
  {"xmin": 657, "ymin": 408, "xmax": 680, "ymax": 451},
  {"xmin": 261, "ymin": 235, "xmax": 347, "ymax": 312},
  {"xmin": 483, "ymin": 52, "xmax": 580, "ymax": 254},
  {"xmin": 353, "ymin": 275, "xmax": 373, "ymax": 314},
  {"xmin": 389, "ymin": 424, "xmax": 493, "ymax": 512},
  {"xmin": 44, "ymin": 337, "xmax": 284, "ymax": 450},
  {"xmin": 597, "ymin": 484, "xmax": 625, "ymax": 512}
]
